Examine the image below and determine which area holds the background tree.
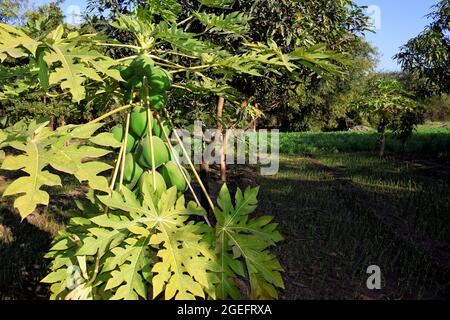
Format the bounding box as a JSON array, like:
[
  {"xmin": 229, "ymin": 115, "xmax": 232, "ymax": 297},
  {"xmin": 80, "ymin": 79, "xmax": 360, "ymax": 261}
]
[
  {"xmin": 0, "ymin": 1, "xmax": 70, "ymax": 128},
  {"xmin": 85, "ymin": 0, "xmax": 374, "ymax": 132},
  {"xmin": 395, "ymin": 0, "xmax": 450, "ymax": 97},
  {"xmin": 357, "ymin": 77, "xmax": 423, "ymax": 157},
  {"xmin": 0, "ymin": 0, "xmax": 29, "ymax": 24}
]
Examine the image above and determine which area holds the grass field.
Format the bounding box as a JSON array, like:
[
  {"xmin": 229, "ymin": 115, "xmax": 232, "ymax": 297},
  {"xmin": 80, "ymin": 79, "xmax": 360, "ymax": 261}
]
[
  {"xmin": 1, "ymin": 127, "xmax": 450, "ymax": 299},
  {"xmin": 279, "ymin": 127, "xmax": 450, "ymax": 160},
  {"xmin": 260, "ymin": 154, "xmax": 450, "ymax": 299},
  {"xmin": 268, "ymin": 128, "xmax": 450, "ymax": 299}
]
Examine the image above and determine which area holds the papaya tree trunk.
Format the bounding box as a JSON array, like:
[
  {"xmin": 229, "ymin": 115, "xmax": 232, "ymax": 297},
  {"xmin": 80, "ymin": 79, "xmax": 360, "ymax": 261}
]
[
  {"xmin": 379, "ymin": 127, "xmax": 386, "ymax": 158},
  {"xmin": 48, "ymin": 116, "xmax": 55, "ymax": 131},
  {"xmin": 221, "ymin": 131, "xmax": 230, "ymax": 182},
  {"xmin": 216, "ymin": 96, "xmax": 226, "ymax": 182},
  {"xmin": 200, "ymin": 160, "xmax": 212, "ymax": 220}
]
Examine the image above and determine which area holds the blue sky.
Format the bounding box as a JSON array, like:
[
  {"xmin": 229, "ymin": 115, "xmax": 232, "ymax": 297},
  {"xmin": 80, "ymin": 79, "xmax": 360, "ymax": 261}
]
[
  {"xmin": 356, "ymin": 0, "xmax": 438, "ymax": 71},
  {"xmin": 31, "ymin": 0, "xmax": 438, "ymax": 71}
]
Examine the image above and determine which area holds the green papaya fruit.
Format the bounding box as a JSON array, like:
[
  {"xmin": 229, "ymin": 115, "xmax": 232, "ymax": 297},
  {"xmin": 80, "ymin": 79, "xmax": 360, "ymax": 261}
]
[
  {"xmin": 119, "ymin": 60, "xmax": 133, "ymax": 80},
  {"xmin": 137, "ymin": 171, "xmax": 167, "ymax": 197},
  {"xmin": 153, "ymin": 117, "xmax": 171, "ymax": 139},
  {"xmin": 136, "ymin": 136, "xmax": 170, "ymax": 169},
  {"xmin": 121, "ymin": 56, "xmax": 154, "ymax": 92},
  {"xmin": 132, "ymin": 55, "xmax": 154, "ymax": 77},
  {"xmin": 160, "ymin": 161, "xmax": 191, "ymax": 192},
  {"xmin": 112, "ymin": 124, "xmax": 137, "ymax": 153},
  {"xmin": 123, "ymin": 153, "xmax": 144, "ymax": 188},
  {"xmin": 148, "ymin": 93, "xmax": 167, "ymax": 110},
  {"xmin": 149, "ymin": 67, "xmax": 172, "ymax": 92},
  {"xmin": 130, "ymin": 106, "xmax": 152, "ymax": 138}
]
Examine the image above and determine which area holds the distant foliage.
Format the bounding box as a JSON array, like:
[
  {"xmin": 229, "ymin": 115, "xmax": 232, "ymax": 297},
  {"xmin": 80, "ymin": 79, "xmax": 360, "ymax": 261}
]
[
  {"xmin": 396, "ymin": 0, "xmax": 450, "ymax": 97},
  {"xmin": 278, "ymin": 129, "xmax": 450, "ymax": 160},
  {"xmin": 420, "ymin": 94, "xmax": 450, "ymax": 122},
  {"xmin": 358, "ymin": 78, "xmax": 423, "ymax": 140}
]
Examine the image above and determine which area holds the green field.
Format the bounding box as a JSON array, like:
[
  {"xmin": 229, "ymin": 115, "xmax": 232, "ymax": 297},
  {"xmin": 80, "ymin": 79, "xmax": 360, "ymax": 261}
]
[
  {"xmin": 255, "ymin": 128, "xmax": 450, "ymax": 299},
  {"xmin": 259, "ymin": 153, "xmax": 450, "ymax": 299},
  {"xmin": 279, "ymin": 128, "xmax": 450, "ymax": 160}
]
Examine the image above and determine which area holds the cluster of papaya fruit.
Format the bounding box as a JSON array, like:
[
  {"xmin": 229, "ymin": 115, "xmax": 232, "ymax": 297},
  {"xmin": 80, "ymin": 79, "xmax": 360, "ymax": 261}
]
[
  {"xmin": 120, "ymin": 55, "xmax": 172, "ymax": 108},
  {"xmin": 112, "ymin": 107, "xmax": 190, "ymax": 197},
  {"xmin": 112, "ymin": 56, "xmax": 190, "ymax": 197}
]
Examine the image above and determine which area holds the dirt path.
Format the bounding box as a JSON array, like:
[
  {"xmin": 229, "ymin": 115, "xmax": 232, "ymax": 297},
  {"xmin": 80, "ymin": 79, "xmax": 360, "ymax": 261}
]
[{"xmin": 305, "ymin": 154, "xmax": 450, "ymax": 270}]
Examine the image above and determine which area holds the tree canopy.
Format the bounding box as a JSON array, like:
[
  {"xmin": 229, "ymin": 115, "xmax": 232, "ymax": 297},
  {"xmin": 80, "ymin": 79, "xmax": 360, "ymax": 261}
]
[{"xmin": 395, "ymin": 0, "xmax": 450, "ymax": 97}]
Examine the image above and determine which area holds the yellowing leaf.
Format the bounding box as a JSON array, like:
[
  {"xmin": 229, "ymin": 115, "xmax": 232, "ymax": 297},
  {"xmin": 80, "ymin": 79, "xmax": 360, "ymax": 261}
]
[
  {"xmin": 0, "ymin": 121, "xmax": 111, "ymax": 219},
  {"xmin": 1, "ymin": 134, "xmax": 61, "ymax": 219},
  {"xmin": 0, "ymin": 23, "xmax": 39, "ymax": 61},
  {"xmin": 48, "ymin": 142, "xmax": 111, "ymax": 193}
]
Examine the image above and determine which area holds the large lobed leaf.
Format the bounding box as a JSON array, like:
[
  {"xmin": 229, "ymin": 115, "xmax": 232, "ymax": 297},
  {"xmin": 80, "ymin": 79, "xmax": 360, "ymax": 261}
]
[
  {"xmin": 0, "ymin": 121, "xmax": 113, "ymax": 219},
  {"xmin": 214, "ymin": 184, "xmax": 284, "ymax": 299},
  {"xmin": 0, "ymin": 23, "xmax": 39, "ymax": 61},
  {"xmin": 42, "ymin": 182, "xmax": 284, "ymax": 300},
  {"xmin": 0, "ymin": 24, "xmax": 122, "ymax": 102},
  {"xmin": 43, "ymin": 186, "xmax": 217, "ymax": 300},
  {"xmin": 1, "ymin": 122, "xmax": 61, "ymax": 220},
  {"xmin": 193, "ymin": 11, "xmax": 251, "ymax": 36}
]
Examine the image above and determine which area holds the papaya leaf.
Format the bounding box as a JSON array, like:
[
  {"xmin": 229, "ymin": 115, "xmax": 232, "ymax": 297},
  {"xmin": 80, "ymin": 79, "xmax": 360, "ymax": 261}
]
[
  {"xmin": 47, "ymin": 138, "xmax": 112, "ymax": 193},
  {"xmin": 143, "ymin": 0, "xmax": 182, "ymax": 23},
  {"xmin": 0, "ymin": 121, "xmax": 112, "ymax": 219},
  {"xmin": 155, "ymin": 22, "xmax": 225, "ymax": 57},
  {"xmin": 0, "ymin": 23, "xmax": 39, "ymax": 61},
  {"xmin": 198, "ymin": 0, "xmax": 235, "ymax": 9},
  {"xmin": 0, "ymin": 121, "xmax": 61, "ymax": 219},
  {"xmin": 44, "ymin": 41, "xmax": 120, "ymax": 102},
  {"xmin": 104, "ymin": 237, "xmax": 152, "ymax": 300},
  {"xmin": 41, "ymin": 187, "xmax": 218, "ymax": 300},
  {"xmin": 100, "ymin": 187, "xmax": 219, "ymax": 300},
  {"xmin": 0, "ymin": 24, "xmax": 122, "ymax": 102},
  {"xmin": 214, "ymin": 184, "xmax": 284, "ymax": 300},
  {"xmin": 193, "ymin": 11, "xmax": 251, "ymax": 35},
  {"xmin": 90, "ymin": 132, "xmax": 122, "ymax": 148}
]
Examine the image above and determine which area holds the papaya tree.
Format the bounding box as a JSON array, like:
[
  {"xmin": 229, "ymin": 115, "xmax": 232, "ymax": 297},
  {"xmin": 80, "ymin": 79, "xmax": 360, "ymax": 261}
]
[
  {"xmin": 82, "ymin": 0, "xmax": 351, "ymax": 191},
  {"xmin": 0, "ymin": 0, "xmax": 343, "ymax": 300},
  {"xmin": 358, "ymin": 78, "xmax": 423, "ymax": 157}
]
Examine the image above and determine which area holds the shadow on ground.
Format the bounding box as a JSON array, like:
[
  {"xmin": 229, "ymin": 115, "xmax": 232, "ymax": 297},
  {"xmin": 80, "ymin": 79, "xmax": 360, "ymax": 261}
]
[
  {"xmin": 0, "ymin": 207, "xmax": 52, "ymax": 300},
  {"xmin": 257, "ymin": 156, "xmax": 450, "ymax": 300}
]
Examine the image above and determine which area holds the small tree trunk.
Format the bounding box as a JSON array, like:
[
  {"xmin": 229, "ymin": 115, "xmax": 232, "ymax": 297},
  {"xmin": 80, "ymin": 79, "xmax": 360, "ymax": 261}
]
[
  {"xmin": 200, "ymin": 160, "xmax": 211, "ymax": 217},
  {"xmin": 216, "ymin": 96, "xmax": 226, "ymax": 182},
  {"xmin": 379, "ymin": 128, "xmax": 386, "ymax": 158},
  {"xmin": 220, "ymin": 131, "xmax": 229, "ymax": 182},
  {"xmin": 48, "ymin": 116, "xmax": 55, "ymax": 131}
]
